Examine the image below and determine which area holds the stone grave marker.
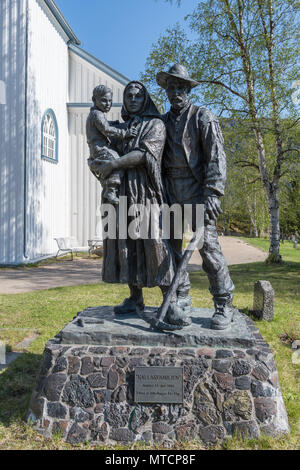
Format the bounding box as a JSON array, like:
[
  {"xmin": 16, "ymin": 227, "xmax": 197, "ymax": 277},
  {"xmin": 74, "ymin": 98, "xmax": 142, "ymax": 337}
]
[{"xmin": 253, "ymin": 280, "xmax": 274, "ymax": 321}]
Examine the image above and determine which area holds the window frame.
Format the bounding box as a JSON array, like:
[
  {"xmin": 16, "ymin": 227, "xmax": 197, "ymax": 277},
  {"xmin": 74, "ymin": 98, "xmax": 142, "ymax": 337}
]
[{"xmin": 41, "ymin": 109, "xmax": 59, "ymax": 163}]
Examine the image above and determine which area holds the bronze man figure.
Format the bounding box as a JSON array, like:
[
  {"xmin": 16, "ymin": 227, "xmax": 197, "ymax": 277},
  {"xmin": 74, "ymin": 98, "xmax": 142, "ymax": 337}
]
[{"xmin": 156, "ymin": 64, "xmax": 235, "ymax": 330}]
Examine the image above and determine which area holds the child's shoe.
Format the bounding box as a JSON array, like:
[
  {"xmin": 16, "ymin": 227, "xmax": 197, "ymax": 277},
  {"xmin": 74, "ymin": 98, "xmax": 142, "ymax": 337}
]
[{"xmin": 103, "ymin": 187, "xmax": 119, "ymax": 205}]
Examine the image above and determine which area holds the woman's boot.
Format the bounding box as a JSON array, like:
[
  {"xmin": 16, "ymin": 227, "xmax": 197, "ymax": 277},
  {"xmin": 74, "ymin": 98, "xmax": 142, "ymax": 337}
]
[{"xmin": 114, "ymin": 285, "xmax": 145, "ymax": 315}]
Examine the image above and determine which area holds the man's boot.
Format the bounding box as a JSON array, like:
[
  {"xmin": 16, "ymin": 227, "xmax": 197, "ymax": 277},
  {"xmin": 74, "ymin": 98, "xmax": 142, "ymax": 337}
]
[
  {"xmin": 211, "ymin": 295, "xmax": 235, "ymax": 330},
  {"xmin": 114, "ymin": 285, "xmax": 144, "ymax": 315}
]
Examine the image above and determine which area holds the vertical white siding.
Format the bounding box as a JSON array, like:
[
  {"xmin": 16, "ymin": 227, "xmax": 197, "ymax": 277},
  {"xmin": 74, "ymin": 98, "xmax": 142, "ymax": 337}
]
[
  {"xmin": 69, "ymin": 52, "xmax": 125, "ymax": 104},
  {"xmin": 0, "ymin": 0, "xmax": 129, "ymax": 262},
  {"xmin": 0, "ymin": 0, "xmax": 26, "ymax": 264},
  {"xmin": 68, "ymin": 105, "xmax": 123, "ymax": 245},
  {"xmin": 25, "ymin": 0, "xmax": 70, "ymax": 259},
  {"xmin": 68, "ymin": 50, "xmax": 124, "ymax": 245},
  {"xmin": 68, "ymin": 108, "xmax": 108, "ymax": 245}
]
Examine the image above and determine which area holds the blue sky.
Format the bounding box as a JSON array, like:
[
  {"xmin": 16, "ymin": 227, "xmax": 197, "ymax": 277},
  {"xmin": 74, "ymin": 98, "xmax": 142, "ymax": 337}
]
[{"xmin": 55, "ymin": 0, "xmax": 198, "ymax": 80}]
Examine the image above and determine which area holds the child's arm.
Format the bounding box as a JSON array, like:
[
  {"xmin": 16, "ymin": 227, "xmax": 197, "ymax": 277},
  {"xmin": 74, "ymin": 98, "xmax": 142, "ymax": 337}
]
[{"xmin": 93, "ymin": 111, "xmax": 136, "ymax": 140}]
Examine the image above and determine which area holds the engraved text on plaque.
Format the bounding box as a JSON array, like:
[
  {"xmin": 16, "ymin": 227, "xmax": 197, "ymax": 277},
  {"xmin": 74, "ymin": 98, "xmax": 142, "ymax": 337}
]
[{"xmin": 134, "ymin": 367, "xmax": 184, "ymax": 404}]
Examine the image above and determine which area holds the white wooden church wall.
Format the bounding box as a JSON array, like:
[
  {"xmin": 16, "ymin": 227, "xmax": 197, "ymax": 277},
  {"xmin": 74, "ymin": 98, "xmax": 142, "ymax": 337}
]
[
  {"xmin": 25, "ymin": 0, "xmax": 70, "ymax": 259},
  {"xmin": 69, "ymin": 51, "xmax": 125, "ymax": 105},
  {"xmin": 68, "ymin": 50, "xmax": 126, "ymax": 245},
  {"xmin": 0, "ymin": 0, "xmax": 27, "ymax": 264},
  {"xmin": 0, "ymin": 0, "xmax": 129, "ymax": 262}
]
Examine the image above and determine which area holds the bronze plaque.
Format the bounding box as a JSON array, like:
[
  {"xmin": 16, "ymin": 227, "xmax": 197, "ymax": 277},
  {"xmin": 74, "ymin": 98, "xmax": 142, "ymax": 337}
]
[{"xmin": 134, "ymin": 367, "xmax": 184, "ymax": 404}]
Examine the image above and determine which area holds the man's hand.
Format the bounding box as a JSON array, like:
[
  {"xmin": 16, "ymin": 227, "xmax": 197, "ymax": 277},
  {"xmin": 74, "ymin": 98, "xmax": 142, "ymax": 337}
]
[{"xmin": 204, "ymin": 196, "xmax": 222, "ymax": 223}]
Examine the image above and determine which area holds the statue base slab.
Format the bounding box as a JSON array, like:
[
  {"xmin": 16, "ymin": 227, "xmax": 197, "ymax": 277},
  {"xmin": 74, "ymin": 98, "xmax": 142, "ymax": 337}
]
[{"xmin": 28, "ymin": 306, "xmax": 289, "ymax": 446}]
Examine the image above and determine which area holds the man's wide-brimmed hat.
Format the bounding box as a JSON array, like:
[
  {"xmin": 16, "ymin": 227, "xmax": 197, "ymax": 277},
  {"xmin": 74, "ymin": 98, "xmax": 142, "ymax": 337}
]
[{"xmin": 156, "ymin": 64, "xmax": 200, "ymax": 90}]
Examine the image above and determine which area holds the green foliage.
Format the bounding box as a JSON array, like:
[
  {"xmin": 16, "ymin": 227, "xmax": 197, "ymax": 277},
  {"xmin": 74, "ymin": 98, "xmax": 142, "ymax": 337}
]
[
  {"xmin": 140, "ymin": 24, "xmax": 191, "ymax": 112},
  {"xmin": 145, "ymin": 1, "xmax": 299, "ymax": 116},
  {"xmin": 141, "ymin": 0, "xmax": 300, "ymax": 256},
  {"xmin": 280, "ymin": 175, "xmax": 300, "ymax": 235},
  {"xmin": 220, "ymin": 119, "xmax": 270, "ymax": 235}
]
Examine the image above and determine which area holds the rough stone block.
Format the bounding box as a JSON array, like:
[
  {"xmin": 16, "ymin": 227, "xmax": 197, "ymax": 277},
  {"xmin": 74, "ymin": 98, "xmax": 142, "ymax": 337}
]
[
  {"xmin": 87, "ymin": 373, "xmax": 107, "ymax": 388},
  {"xmin": 253, "ymin": 280, "xmax": 274, "ymax": 321},
  {"xmin": 67, "ymin": 356, "xmax": 80, "ymax": 374},
  {"xmin": 175, "ymin": 421, "xmax": 197, "ymax": 441},
  {"xmin": 213, "ymin": 372, "xmax": 234, "ymax": 391},
  {"xmin": 70, "ymin": 407, "xmax": 90, "ymax": 422},
  {"xmin": 223, "ymin": 390, "xmax": 253, "ymax": 421},
  {"xmin": 231, "ymin": 420, "xmax": 260, "ymax": 439},
  {"xmin": 198, "ymin": 425, "xmax": 225, "ymax": 444},
  {"xmin": 254, "ymin": 397, "xmax": 277, "ymax": 423},
  {"xmin": 235, "ymin": 376, "xmax": 251, "ymax": 390},
  {"xmin": 66, "ymin": 422, "xmax": 88, "ymax": 444},
  {"xmin": 52, "ymin": 357, "xmax": 67, "ymax": 373},
  {"xmin": 232, "ymin": 359, "xmax": 252, "ymax": 377},
  {"xmin": 63, "ymin": 375, "xmax": 94, "ymax": 408},
  {"xmin": 42, "ymin": 374, "xmax": 66, "ymax": 402},
  {"xmin": 47, "ymin": 402, "xmax": 67, "ymax": 419}
]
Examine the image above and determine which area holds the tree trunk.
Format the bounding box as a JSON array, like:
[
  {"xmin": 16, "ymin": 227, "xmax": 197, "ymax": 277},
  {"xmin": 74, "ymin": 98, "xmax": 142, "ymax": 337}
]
[{"xmin": 267, "ymin": 186, "xmax": 282, "ymax": 263}]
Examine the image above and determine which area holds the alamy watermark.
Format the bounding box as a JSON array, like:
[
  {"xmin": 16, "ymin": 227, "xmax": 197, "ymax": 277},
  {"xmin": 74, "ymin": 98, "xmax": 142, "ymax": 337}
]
[
  {"xmin": 0, "ymin": 80, "xmax": 6, "ymax": 105},
  {"xmin": 100, "ymin": 198, "xmax": 205, "ymax": 250}
]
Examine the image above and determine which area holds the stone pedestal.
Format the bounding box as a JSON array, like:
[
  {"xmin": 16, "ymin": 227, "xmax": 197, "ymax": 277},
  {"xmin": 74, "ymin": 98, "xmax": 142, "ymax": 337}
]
[{"xmin": 28, "ymin": 306, "xmax": 289, "ymax": 446}]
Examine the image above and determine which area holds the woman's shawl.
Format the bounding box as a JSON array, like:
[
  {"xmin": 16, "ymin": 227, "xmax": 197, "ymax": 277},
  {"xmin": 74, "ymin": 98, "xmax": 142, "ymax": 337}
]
[{"xmin": 121, "ymin": 82, "xmax": 166, "ymax": 206}]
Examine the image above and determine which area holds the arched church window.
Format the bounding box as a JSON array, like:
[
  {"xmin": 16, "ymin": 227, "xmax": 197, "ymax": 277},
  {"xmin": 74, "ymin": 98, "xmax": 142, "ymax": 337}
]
[{"xmin": 41, "ymin": 109, "xmax": 58, "ymax": 162}]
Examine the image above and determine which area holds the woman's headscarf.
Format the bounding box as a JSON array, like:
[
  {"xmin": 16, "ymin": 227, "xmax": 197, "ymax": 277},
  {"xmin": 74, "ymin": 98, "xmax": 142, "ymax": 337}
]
[
  {"xmin": 120, "ymin": 81, "xmax": 166, "ymax": 208},
  {"xmin": 121, "ymin": 81, "xmax": 161, "ymax": 122}
]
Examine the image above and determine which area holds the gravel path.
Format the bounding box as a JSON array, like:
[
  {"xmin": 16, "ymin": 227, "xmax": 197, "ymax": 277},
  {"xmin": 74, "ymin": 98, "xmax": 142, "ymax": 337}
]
[
  {"xmin": 0, "ymin": 237, "xmax": 266, "ymax": 294},
  {"xmin": 188, "ymin": 236, "xmax": 266, "ymax": 272}
]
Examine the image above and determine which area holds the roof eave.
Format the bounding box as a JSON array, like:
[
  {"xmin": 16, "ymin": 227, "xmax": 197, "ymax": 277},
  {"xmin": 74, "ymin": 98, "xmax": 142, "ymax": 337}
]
[
  {"xmin": 69, "ymin": 43, "xmax": 130, "ymax": 86},
  {"xmin": 44, "ymin": 0, "xmax": 81, "ymax": 45}
]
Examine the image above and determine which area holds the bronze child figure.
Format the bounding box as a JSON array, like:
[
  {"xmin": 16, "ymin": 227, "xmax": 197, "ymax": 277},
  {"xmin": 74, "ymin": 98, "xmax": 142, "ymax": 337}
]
[{"xmin": 86, "ymin": 85, "xmax": 137, "ymax": 204}]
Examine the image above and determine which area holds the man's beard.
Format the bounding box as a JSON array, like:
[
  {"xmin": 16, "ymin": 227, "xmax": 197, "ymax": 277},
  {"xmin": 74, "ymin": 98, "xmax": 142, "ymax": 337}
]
[{"xmin": 171, "ymin": 95, "xmax": 189, "ymax": 109}]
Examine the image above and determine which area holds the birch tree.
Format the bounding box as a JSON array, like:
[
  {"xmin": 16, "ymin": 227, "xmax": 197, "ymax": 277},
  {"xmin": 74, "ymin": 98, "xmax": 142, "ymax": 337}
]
[{"xmin": 142, "ymin": 0, "xmax": 300, "ymax": 262}]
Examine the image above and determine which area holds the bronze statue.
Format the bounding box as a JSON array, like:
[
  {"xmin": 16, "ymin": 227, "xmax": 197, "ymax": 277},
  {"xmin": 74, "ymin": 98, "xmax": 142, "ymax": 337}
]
[
  {"xmin": 156, "ymin": 64, "xmax": 235, "ymax": 330},
  {"xmin": 89, "ymin": 81, "xmax": 187, "ymax": 327},
  {"xmin": 88, "ymin": 68, "xmax": 235, "ymax": 331}
]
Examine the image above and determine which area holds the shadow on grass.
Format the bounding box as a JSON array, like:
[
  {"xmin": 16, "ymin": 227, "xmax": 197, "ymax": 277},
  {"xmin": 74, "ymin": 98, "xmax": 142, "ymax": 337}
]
[{"xmin": 0, "ymin": 352, "xmax": 42, "ymax": 426}]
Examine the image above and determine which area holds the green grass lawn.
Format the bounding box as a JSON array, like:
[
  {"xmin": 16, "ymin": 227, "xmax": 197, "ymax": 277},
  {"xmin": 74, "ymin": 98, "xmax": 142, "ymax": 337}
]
[
  {"xmin": 242, "ymin": 237, "xmax": 300, "ymax": 262},
  {"xmin": 0, "ymin": 239, "xmax": 299, "ymax": 450}
]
